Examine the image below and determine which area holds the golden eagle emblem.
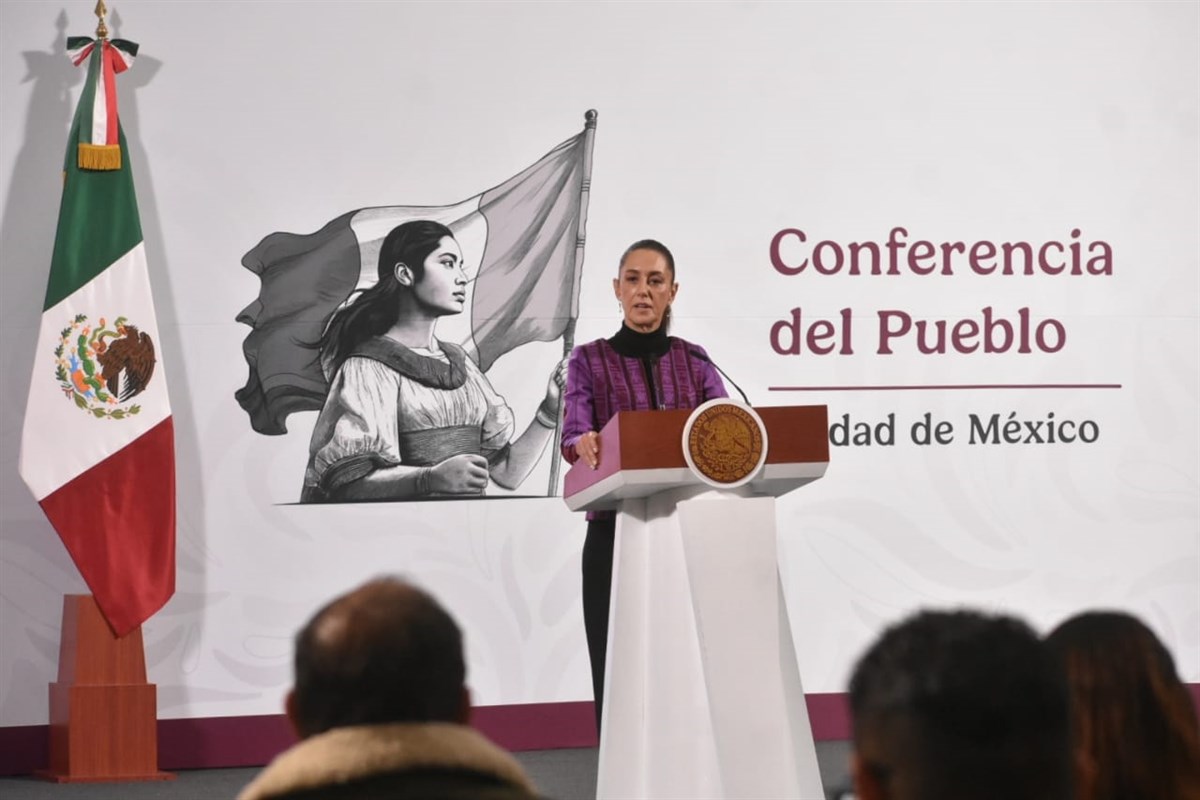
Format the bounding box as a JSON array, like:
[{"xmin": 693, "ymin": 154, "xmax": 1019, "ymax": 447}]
[
  {"xmin": 54, "ymin": 314, "xmax": 156, "ymax": 419},
  {"xmin": 683, "ymin": 401, "xmax": 767, "ymax": 487}
]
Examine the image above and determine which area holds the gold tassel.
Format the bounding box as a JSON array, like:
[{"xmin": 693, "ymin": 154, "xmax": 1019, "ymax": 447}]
[{"xmin": 78, "ymin": 143, "xmax": 121, "ymax": 171}]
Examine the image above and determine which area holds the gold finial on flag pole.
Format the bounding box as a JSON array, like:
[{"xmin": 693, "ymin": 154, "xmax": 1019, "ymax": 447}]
[{"xmin": 94, "ymin": 0, "xmax": 109, "ymax": 40}]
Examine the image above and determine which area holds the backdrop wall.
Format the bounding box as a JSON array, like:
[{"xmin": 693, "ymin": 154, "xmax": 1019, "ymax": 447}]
[{"xmin": 1, "ymin": 0, "xmax": 1196, "ymax": 731}]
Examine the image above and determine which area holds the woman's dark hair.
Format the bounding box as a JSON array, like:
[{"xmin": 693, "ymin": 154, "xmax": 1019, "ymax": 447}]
[
  {"xmin": 1046, "ymin": 611, "xmax": 1200, "ymax": 800},
  {"xmin": 619, "ymin": 238, "xmax": 675, "ymax": 278},
  {"xmin": 318, "ymin": 220, "xmax": 454, "ymax": 372},
  {"xmin": 619, "ymin": 239, "xmax": 676, "ymax": 333}
]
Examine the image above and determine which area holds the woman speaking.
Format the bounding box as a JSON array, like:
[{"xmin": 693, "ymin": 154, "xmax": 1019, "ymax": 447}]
[{"xmin": 560, "ymin": 239, "xmax": 728, "ymax": 732}]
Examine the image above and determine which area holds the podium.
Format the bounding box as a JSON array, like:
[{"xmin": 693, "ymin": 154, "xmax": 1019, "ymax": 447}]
[{"xmin": 564, "ymin": 404, "xmax": 829, "ymax": 800}]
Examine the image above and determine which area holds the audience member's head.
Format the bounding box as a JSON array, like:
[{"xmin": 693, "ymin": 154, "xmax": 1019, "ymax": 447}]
[
  {"xmin": 286, "ymin": 576, "xmax": 469, "ymax": 739},
  {"xmin": 849, "ymin": 609, "xmax": 1072, "ymax": 800},
  {"xmin": 1046, "ymin": 610, "xmax": 1200, "ymax": 800}
]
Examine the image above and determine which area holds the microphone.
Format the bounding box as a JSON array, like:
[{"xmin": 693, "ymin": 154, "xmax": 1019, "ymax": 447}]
[{"xmin": 688, "ymin": 348, "xmax": 752, "ymax": 406}]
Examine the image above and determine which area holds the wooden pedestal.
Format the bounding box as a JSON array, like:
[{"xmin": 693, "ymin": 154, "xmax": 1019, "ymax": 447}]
[{"xmin": 36, "ymin": 595, "xmax": 173, "ymax": 783}]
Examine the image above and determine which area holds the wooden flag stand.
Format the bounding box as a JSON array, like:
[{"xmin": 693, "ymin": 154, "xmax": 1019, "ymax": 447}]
[{"xmin": 36, "ymin": 595, "xmax": 173, "ymax": 783}]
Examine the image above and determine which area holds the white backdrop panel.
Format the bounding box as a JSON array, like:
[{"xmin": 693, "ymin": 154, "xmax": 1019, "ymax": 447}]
[{"xmin": 1, "ymin": 1, "xmax": 1196, "ymax": 727}]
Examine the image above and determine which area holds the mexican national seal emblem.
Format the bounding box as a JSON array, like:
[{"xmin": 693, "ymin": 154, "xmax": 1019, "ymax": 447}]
[
  {"xmin": 682, "ymin": 400, "xmax": 768, "ymax": 488},
  {"xmin": 54, "ymin": 314, "xmax": 156, "ymax": 419}
]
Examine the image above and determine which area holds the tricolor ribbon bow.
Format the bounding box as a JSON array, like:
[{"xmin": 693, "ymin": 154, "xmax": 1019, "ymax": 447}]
[{"xmin": 65, "ymin": 36, "xmax": 139, "ymax": 171}]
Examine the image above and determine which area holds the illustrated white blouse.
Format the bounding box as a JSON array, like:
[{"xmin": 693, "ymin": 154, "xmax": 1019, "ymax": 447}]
[{"xmin": 303, "ymin": 338, "xmax": 514, "ymax": 500}]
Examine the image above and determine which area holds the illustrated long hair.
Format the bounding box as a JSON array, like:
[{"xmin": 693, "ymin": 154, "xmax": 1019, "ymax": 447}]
[
  {"xmin": 1046, "ymin": 611, "xmax": 1200, "ymax": 800},
  {"xmin": 318, "ymin": 220, "xmax": 455, "ymax": 375}
]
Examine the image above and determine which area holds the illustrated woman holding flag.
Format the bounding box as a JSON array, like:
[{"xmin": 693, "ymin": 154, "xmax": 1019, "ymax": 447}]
[{"xmin": 301, "ymin": 220, "xmax": 565, "ymax": 502}]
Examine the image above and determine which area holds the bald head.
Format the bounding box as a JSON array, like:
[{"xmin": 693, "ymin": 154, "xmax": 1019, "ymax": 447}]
[{"xmin": 290, "ymin": 577, "xmax": 467, "ymax": 738}]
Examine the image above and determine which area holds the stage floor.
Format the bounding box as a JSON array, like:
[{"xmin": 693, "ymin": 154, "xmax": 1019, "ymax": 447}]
[{"xmin": 0, "ymin": 741, "xmax": 853, "ymax": 799}]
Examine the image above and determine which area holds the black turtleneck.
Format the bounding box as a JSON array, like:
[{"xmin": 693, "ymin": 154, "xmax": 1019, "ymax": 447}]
[
  {"xmin": 607, "ymin": 323, "xmax": 671, "ymax": 358},
  {"xmin": 608, "ymin": 324, "xmax": 671, "ymax": 409}
]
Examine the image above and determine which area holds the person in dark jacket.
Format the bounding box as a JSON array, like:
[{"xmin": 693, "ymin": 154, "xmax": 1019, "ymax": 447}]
[{"xmin": 238, "ymin": 576, "xmax": 541, "ymax": 800}]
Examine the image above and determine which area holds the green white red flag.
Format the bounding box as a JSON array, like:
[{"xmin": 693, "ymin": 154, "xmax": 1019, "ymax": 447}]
[{"xmin": 18, "ymin": 36, "xmax": 175, "ymax": 637}]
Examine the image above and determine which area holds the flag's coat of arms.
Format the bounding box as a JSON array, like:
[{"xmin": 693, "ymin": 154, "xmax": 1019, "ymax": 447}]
[{"xmin": 55, "ymin": 313, "xmax": 155, "ymax": 418}]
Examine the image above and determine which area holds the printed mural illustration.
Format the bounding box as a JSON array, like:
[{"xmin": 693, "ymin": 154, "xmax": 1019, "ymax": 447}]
[{"xmin": 235, "ymin": 113, "xmax": 597, "ymax": 502}]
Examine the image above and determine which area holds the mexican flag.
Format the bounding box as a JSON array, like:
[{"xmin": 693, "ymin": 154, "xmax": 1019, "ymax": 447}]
[{"xmin": 18, "ymin": 36, "xmax": 175, "ymax": 637}]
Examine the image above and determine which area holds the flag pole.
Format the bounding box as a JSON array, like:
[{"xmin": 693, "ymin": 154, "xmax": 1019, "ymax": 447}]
[{"xmin": 547, "ymin": 109, "xmax": 598, "ymax": 496}]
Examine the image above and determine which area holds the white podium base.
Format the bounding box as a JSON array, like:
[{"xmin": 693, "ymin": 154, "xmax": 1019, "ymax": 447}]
[{"xmin": 597, "ymin": 487, "xmax": 824, "ymax": 800}]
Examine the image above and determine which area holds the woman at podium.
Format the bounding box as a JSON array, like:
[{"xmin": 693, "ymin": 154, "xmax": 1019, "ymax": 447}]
[{"xmin": 560, "ymin": 239, "xmax": 727, "ymax": 732}]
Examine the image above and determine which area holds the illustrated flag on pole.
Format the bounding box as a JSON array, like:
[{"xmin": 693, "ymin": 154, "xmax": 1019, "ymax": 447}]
[
  {"xmin": 19, "ymin": 35, "xmax": 175, "ymax": 637},
  {"xmin": 236, "ymin": 115, "xmax": 596, "ymax": 436}
]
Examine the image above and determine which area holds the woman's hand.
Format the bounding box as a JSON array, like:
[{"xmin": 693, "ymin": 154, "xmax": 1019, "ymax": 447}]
[
  {"xmin": 574, "ymin": 430, "xmax": 601, "ymax": 469},
  {"xmin": 429, "ymin": 454, "xmax": 490, "ymax": 494}
]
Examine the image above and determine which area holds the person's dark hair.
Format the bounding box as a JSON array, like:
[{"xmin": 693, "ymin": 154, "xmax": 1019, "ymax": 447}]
[
  {"xmin": 849, "ymin": 609, "xmax": 1072, "ymax": 800},
  {"xmin": 291, "ymin": 576, "xmax": 466, "ymax": 737},
  {"xmin": 619, "ymin": 238, "xmax": 676, "ymax": 279},
  {"xmin": 318, "ymin": 220, "xmax": 455, "ymax": 372},
  {"xmin": 1046, "ymin": 611, "xmax": 1200, "ymax": 800},
  {"xmin": 618, "ymin": 239, "xmax": 676, "ymax": 333}
]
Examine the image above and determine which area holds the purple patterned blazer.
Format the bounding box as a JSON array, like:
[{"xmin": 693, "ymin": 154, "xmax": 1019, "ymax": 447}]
[{"xmin": 560, "ymin": 332, "xmax": 727, "ymax": 518}]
